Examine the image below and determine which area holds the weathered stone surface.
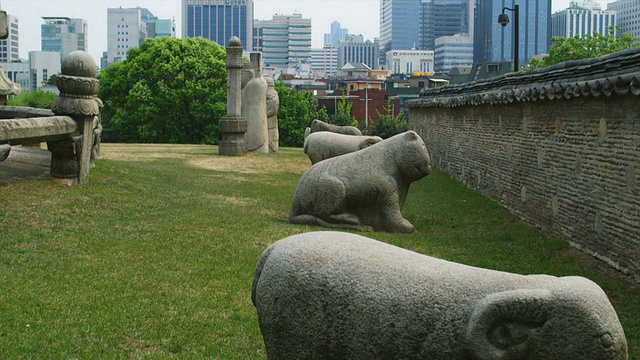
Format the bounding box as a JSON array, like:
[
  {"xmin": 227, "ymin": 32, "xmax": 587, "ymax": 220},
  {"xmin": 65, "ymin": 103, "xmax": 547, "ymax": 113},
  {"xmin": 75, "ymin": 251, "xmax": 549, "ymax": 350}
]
[
  {"xmin": 265, "ymin": 76, "xmax": 280, "ymax": 153},
  {"xmin": 219, "ymin": 36, "xmax": 247, "ymax": 156},
  {"xmin": 290, "ymin": 131, "xmax": 431, "ymax": 233},
  {"xmin": 310, "ymin": 119, "xmax": 362, "ymax": 136},
  {"xmin": 252, "ymin": 231, "xmax": 629, "ymax": 360},
  {"xmin": 0, "ymin": 143, "xmax": 10, "ymax": 161},
  {"xmin": 242, "ymin": 66, "xmax": 268, "ymax": 153},
  {"xmin": 303, "ymin": 131, "xmax": 382, "ymax": 164},
  {"xmin": 0, "ymin": 116, "xmax": 76, "ymax": 144}
]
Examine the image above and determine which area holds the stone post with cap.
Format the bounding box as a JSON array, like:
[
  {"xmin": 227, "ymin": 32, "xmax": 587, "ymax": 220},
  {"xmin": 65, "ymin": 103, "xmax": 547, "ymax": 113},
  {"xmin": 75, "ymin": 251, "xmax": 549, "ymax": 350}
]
[
  {"xmin": 48, "ymin": 51, "xmax": 102, "ymax": 184},
  {"xmin": 218, "ymin": 36, "xmax": 247, "ymax": 156}
]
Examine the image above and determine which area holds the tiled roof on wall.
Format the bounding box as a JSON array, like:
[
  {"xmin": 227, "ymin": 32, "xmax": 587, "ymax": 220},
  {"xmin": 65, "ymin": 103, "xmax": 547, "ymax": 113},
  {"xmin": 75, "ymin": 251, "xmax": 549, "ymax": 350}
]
[{"xmin": 407, "ymin": 47, "xmax": 640, "ymax": 108}]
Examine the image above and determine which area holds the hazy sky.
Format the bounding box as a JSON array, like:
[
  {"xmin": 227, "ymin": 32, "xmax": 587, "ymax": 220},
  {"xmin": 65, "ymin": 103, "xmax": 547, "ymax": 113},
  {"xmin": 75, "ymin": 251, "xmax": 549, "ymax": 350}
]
[{"xmin": 1, "ymin": 0, "xmax": 604, "ymax": 65}]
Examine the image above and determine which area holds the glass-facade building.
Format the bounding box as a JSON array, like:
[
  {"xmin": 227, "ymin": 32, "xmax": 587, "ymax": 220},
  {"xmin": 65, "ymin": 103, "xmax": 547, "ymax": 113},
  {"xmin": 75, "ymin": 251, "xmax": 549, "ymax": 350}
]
[
  {"xmin": 182, "ymin": 0, "xmax": 253, "ymax": 49},
  {"xmin": 419, "ymin": 0, "xmax": 473, "ymax": 51},
  {"xmin": 474, "ymin": 0, "xmax": 551, "ymax": 67},
  {"xmin": 0, "ymin": 14, "xmax": 19, "ymax": 62},
  {"xmin": 379, "ymin": 0, "xmax": 421, "ymax": 65}
]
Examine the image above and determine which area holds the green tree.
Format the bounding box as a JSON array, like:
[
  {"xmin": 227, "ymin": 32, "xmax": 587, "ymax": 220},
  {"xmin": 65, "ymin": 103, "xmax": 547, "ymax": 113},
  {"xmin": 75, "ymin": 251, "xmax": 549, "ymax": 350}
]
[
  {"xmin": 372, "ymin": 100, "xmax": 408, "ymax": 139},
  {"xmin": 332, "ymin": 96, "xmax": 358, "ymax": 127},
  {"xmin": 7, "ymin": 90, "xmax": 58, "ymax": 109},
  {"xmin": 97, "ymin": 37, "xmax": 227, "ymax": 144},
  {"xmin": 274, "ymin": 82, "xmax": 328, "ymax": 147},
  {"xmin": 530, "ymin": 26, "xmax": 639, "ymax": 68}
]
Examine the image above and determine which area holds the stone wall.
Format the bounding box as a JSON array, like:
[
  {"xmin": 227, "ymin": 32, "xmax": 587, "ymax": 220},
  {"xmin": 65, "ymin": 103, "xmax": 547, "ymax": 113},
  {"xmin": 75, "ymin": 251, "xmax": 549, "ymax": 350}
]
[{"xmin": 407, "ymin": 49, "xmax": 640, "ymax": 283}]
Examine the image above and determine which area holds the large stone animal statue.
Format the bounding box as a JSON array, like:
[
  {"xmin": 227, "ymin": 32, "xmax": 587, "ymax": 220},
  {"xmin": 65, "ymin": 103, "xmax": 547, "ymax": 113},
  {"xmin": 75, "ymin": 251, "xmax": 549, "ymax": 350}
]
[
  {"xmin": 303, "ymin": 131, "xmax": 382, "ymax": 164},
  {"xmin": 252, "ymin": 231, "xmax": 629, "ymax": 360},
  {"xmin": 290, "ymin": 130, "xmax": 431, "ymax": 233},
  {"xmin": 309, "ymin": 119, "xmax": 362, "ymax": 136}
]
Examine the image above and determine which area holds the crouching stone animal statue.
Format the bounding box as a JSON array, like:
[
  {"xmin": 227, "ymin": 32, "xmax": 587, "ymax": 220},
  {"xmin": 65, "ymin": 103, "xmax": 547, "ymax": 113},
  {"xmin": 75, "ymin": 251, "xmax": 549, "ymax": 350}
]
[
  {"xmin": 303, "ymin": 132, "xmax": 382, "ymax": 164},
  {"xmin": 252, "ymin": 231, "xmax": 629, "ymax": 360},
  {"xmin": 290, "ymin": 130, "xmax": 431, "ymax": 233},
  {"xmin": 309, "ymin": 119, "xmax": 362, "ymax": 136}
]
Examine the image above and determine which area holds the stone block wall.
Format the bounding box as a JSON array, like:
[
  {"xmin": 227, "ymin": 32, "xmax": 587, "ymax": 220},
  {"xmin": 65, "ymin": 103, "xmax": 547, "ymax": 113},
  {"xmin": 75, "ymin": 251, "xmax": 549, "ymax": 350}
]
[{"xmin": 407, "ymin": 49, "xmax": 640, "ymax": 283}]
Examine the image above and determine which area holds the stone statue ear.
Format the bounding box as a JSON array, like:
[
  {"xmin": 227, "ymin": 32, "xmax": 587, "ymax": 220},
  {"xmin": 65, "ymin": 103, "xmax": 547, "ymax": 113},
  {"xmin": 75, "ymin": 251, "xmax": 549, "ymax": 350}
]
[{"xmin": 466, "ymin": 289, "xmax": 552, "ymax": 360}]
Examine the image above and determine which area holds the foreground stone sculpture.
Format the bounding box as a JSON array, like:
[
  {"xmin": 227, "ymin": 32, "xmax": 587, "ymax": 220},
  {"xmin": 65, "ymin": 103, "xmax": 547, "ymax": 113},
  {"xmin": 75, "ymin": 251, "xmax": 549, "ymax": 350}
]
[
  {"xmin": 218, "ymin": 37, "xmax": 247, "ymax": 156},
  {"xmin": 49, "ymin": 50, "xmax": 102, "ymax": 184},
  {"xmin": 303, "ymin": 131, "xmax": 382, "ymax": 164},
  {"xmin": 265, "ymin": 76, "xmax": 280, "ymax": 153},
  {"xmin": 252, "ymin": 231, "xmax": 629, "ymax": 360},
  {"xmin": 309, "ymin": 119, "xmax": 362, "ymax": 136},
  {"xmin": 242, "ymin": 54, "xmax": 269, "ymax": 153},
  {"xmin": 290, "ymin": 131, "xmax": 430, "ymax": 233}
]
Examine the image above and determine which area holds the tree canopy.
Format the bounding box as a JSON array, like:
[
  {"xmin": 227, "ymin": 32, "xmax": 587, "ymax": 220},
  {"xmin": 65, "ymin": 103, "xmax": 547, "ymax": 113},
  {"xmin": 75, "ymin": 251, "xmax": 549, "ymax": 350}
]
[
  {"xmin": 372, "ymin": 100, "xmax": 408, "ymax": 139},
  {"xmin": 530, "ymin": 26, "xmax": 639, "ymax": 68},
  {"xmin": 275, "ymin": 82, "xmax": 328, "ymax": 147},
  {"xmin": 98, "ymin": 37, "xmax": 227, "ymax": 144}
]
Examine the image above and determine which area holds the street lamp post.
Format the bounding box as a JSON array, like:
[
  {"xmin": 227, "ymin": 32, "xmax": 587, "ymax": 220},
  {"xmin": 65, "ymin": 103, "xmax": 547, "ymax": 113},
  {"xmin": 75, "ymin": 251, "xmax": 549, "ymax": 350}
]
[
  {"xmin": 497, "ymin": 4, "xmax": 519, "ymax": 71},
  {"xmin": 365, "ymin": 83, "xmax": 370, "ymax": 130}
]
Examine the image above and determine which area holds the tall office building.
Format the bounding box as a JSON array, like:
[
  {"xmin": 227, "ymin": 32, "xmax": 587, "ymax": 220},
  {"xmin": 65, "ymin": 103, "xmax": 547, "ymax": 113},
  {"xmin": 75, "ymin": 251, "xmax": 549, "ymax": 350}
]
[
  {"xmin": 607, "ymin": 0, "xmax": 639, "ymax": 38},
  {"xmin": 474, "ymin": 0, "xmax": 551, "ymax": 67},
  {"xmin": 0, "ymin": 13, "xmax": 19, "ymax": 62},
  {"xmin": 552, "ymin": 1, "xmax": 615, "ymax": 38},
  {"xmin": 324, "ymin": 21, "xmax": 348, "ymax": 48},
  {"xmin": 41, "ymin": 17, "xmax": 88, "ymax": 60},
  {"xmin": 434, "ymin": 34, "xmax": 473, "ymax": 73},
  {"xmin": 182, "ymin": 0, "xmax": 253, "ymax": 49},
  {"xmin": 311, "ymin": 44, "xmax": 338, "ymax": 77},
  {"xmin": 419, "ymin": 0, "xmax": 473, "ymax": 51},
  {"xmin": 379, "ymin": 0, "xmax": 421, "ymax": 64},
  {"xmin": 106, "ymin": 7, "xmax": 149, "ymax": 64},
  {"xmin": 262, "ymin": 14, "xmax": 311, "ymax": 71},
  {"xmin": 337, "ymin": 35, "xmax": 379, "ymax": 70}
]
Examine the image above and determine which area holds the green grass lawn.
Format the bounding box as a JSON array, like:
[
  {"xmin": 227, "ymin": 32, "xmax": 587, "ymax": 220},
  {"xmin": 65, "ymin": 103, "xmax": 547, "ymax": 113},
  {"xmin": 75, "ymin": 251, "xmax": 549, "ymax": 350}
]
[{"xmin": 1, "ymin": 144, "xmax": 638, "ymax": 359}]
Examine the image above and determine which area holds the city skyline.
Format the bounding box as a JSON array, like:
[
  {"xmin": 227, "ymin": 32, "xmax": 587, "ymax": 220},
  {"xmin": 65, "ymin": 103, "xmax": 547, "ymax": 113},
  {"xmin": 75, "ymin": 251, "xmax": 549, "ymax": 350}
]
[{"xmin": 0, "ymin": 0, "xmax": 619, "ymax": 66}]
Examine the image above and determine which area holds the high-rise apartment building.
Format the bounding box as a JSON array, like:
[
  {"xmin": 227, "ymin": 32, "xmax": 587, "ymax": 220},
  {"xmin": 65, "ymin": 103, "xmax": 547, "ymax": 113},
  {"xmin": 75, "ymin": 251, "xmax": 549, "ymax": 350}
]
[
  {"xmin": 552, "ymin": 1, "xmax": 615, "ymax": 38},
  {"xmin": 379, "ymin": 0, "xmax": 421, "ymax": 64},
  {"xmin": 419, "ymin": 0, "xmax": 473, "ymax": 51},
  {"xmin": 105, "ymin": 8, "xmax": 149, "ymax": 64},
  {"xmin": 311, "ymin": 45, "xmax": 338, "ymax": 77},
  {"xmin": 182, "ymin": 0, "xmax": 253, "ymax": 49},
  {"xmin": 41, "ymin": 17, "xmax": 88, "ymax": 60},
  {"xmin": 0, "ymin": 13, "xmax": 19, "ymax": 62},
  {"xmin": 262, "ymin": 14, "xmax": 311, "ymax": 71},
  {"xmin": 324, "ymin": 21, "xmax": 348, "ymax": 48},
  {"xmin": 474, "ymin": 0, "xmax": 551, "ymax": 67},
  {"xmin": 337, "ymin": 35, "xmax": 379, "ymax": 70},
  {"xmin": 608, "ymin": 0, "xmax": 640, "ymax": 38}
]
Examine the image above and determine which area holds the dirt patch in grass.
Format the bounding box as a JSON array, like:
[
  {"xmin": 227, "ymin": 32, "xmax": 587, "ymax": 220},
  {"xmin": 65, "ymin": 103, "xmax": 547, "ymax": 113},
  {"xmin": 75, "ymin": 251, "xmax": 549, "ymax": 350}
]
[{"xmin": 101, "ymin": 143, "xmax": 308, "ymax": 175}]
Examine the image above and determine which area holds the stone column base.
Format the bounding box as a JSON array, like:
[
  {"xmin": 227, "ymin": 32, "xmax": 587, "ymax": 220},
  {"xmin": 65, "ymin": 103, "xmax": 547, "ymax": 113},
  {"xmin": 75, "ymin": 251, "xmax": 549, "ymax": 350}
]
[{"xmin": 219, "ymin": 116, "xmax": 247, "ymax": 156}]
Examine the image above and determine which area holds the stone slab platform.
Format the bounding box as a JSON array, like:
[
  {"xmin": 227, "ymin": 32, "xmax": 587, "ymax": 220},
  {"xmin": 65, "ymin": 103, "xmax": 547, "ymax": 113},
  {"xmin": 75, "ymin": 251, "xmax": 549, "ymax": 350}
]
[{"xmin": 0, "ymin": 145, "xmax": 53, "ymax": 185}]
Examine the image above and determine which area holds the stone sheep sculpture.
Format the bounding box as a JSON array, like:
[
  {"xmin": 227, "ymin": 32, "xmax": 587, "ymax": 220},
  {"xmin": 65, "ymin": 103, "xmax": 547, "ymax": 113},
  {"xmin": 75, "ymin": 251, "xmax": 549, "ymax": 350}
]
[
  {"xmin": 290, "ymin": 131, "xmax": 431, "ymax": 233},
  {"xmin": 303, "ymin": 131, "xmax": 383, "ymax": 164},
  {"xmin": 252, "ymin": 231, "xmax": 629, "ymax": 360},
  {"xmin": 309, "ymin": 119, "xmax": 362, "ymax": 136}
]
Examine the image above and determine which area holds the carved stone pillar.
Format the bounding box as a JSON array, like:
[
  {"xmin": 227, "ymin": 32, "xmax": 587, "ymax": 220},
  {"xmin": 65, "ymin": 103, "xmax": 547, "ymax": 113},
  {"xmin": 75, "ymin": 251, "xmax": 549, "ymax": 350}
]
[
  {"xmin": 49, "ymin": 51, "xmax": 102, "ymax": 184},
  {"xmin": 218, "ymin": 36, "xmax": 247, "ymax": 156}
]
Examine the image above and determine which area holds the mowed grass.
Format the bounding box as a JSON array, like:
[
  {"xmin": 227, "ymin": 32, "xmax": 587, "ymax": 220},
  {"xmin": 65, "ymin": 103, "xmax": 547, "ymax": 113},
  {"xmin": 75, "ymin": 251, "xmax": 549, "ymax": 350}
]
[{"xmin": 0, "ymin": 143, "xmax": 638, "ymax": 359}]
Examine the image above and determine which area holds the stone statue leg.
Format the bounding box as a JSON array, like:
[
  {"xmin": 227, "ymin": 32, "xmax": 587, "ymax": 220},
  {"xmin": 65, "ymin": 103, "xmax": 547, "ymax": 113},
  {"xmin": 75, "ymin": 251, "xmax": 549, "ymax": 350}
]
[
  {"xmin": 378, "ymin": 191, "xmax": 416, "ymax": 233},
  {"xmin": 290, "ymin": 176, "xmax": 373, "ymax": 231}
]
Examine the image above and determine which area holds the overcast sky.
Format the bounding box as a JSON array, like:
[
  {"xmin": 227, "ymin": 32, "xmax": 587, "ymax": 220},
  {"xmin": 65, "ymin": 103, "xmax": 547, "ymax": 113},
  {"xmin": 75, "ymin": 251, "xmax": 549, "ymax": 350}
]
[{"xmin": 2, "ymin": 0, "xmax": 604, "ymax": 65}]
